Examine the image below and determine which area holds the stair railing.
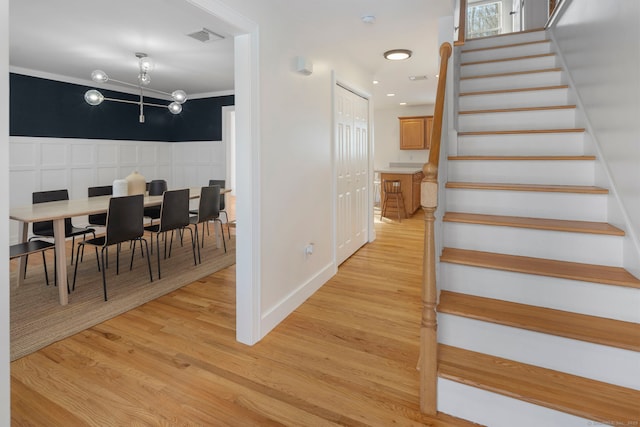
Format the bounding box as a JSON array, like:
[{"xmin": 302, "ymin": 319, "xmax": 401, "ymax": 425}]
[
  {"xmin": 456, "ymin": 0, "xmax": 467, "ymax": 46},
  {"xmin": 419, "ymin": 41, "xmax": 452, "ymax": 415}
]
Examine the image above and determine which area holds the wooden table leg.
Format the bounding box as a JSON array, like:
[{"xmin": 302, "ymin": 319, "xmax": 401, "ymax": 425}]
[
  {"xmin": 215, "ymin": 221, "xmax": 223, "ymax": 249},
  {"xmin": 53, "ymin": 218, "xmax": 68, "ymax": 305},
  {"xmin": 16, "ymin": 221, "xmax": 28, "ymax": 287}
]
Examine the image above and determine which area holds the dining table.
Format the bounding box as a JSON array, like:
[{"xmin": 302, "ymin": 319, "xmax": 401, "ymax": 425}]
[{"xmin": 10, "ymin": 187, "xmax": 230, "ymax": 305}]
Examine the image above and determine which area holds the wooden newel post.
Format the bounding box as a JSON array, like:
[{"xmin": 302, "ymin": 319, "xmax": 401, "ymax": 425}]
[{"xmin": 420, "ymin": 162, "xmax": 439, "ymax": 415}]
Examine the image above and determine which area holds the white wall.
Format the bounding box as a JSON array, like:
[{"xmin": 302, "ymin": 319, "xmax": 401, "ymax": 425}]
[
  {"xmin": 550, "ymin": 0, "xmax": 640, "ymax": 274},
  {"xmin": 373, "ymin": 105, "xmax": 434, "ymax": 170},
  {"xmin": 0, "ymin": 0, "xmax": 10, "ymax": 422},
  {"xmin": 211, "ymin": 0, "xmax": 373, "ymax": 339}
]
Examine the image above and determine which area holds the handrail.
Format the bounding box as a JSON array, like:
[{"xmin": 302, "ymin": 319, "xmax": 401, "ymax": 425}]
[
  {"xmin": 419, "ymin": 41, "xmax": 452, "ymax": 415},
  {"xmin": 455, "ymin": 0, "xmax": 467, "ymax": 46}
]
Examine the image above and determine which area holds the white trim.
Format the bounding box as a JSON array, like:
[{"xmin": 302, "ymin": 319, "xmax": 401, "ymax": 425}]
[
  {"xmin": 545, "ymin": 0, "xmax": 571, "ymax": 29},
  {"xmin": 184, "ymin": 0, "xmax": 262, "ymax": 345}
]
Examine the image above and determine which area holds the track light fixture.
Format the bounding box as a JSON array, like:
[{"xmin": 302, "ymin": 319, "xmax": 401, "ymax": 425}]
[{"xmin": 84, "ymin": 52, "xmax": 187, "ymax": 123}]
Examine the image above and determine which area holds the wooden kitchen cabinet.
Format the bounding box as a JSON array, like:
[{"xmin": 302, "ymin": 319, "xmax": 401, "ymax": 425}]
[
  {"xmin": 399, "ymin": 116, "xmax": 433, "ymax": 150},
  {"xmin": 379, "ymin": 170, "xmax": 425, "ymax": 217}
]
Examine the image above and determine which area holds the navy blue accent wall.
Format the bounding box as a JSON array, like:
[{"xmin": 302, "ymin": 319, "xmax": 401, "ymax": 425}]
[{"xmin": 10, "ymin": 73, "xmax": 234, "ymax": 142}]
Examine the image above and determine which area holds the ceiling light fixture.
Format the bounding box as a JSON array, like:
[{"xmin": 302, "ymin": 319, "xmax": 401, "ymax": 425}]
[
  {"xmin": 84, "ymin": 52, "xmax": 188, "ymax": 123},
  {"xmin": 384, "ymin": 49, "xmax": 412, "ymax": 61}
]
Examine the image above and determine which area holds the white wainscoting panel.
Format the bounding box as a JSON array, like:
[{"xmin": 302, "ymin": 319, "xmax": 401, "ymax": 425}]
[{"xmin": 9, "ymin": 137, "xmax": 226, "ymax": 244}]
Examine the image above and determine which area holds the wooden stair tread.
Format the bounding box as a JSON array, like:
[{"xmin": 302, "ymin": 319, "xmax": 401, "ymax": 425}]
[
  {"xmin": 440, "ymin": 247, "xmax": 640, "ymax": 289},
  {"xmin": 460, "ymin": 85, "xmax": 569, "ymax": 96},
  {"xmin": 459, "ymin": 105, "xmax": 576, "ymax": 115},
  {"xmin": 437, "ymin": 291, "xmax": 640, "ymax": 351},
  {"xmin": 448, "ymin": 155, "xmax": 594, "ymax": 161},
  {"xmin": 438, "ymin": 344, "xmax": 640, "ymax": 423},
  {"xmin": 458, "ymin": 129, "xmax": 585, "ymax": 136},
  {"xmin": 462, "ymin": 39, "xmax": 551, "ymax": 54},
  {"xmin": 461, "ymin": 52, "xmax": 555, "ymax": 67},
  {"xmin": 465, "ymin": 28, "xmax": 545, "ymax": 42},
  {"xmin": 445, "ymin": 182, "xmax": 608, "ymax": 194},
  {"xmin": 460, "ymin": 68, "xmax": 562, "ymax": 80},
  {"xmin": 443, "ymin": 212, "xmax": 624, "ymax": 236}
]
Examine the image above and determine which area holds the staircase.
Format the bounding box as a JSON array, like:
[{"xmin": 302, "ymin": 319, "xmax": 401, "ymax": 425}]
[{"xmin": 437, "ymin": 30, "xmax": 640, "ymax": 426}]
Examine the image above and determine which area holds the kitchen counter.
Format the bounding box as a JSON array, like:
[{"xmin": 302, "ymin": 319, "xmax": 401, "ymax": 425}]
[
  {"xmin": 375, "ymin": 167, "xmax": 423, "ymax": 174},
  {"xmin": 376, "ymin": 168, "xmax": 425, "ymax": 218}
]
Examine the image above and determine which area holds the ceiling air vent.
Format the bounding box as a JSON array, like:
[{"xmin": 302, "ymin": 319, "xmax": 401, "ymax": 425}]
[
  {"xmin": 187, "ymin": 28, "xmax": 224, "ymax": 43},
  {"xmin": 409, "ymin": 75, "xmax": 428, "ymax": 81}
]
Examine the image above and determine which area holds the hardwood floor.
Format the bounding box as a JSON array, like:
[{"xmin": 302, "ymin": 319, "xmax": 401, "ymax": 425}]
[{"xmin": 11, "ymin": 210, "xmax": 476, "ymax": 426}]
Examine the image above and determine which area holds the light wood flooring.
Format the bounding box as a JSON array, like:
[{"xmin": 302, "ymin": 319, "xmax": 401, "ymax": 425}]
[{"xmin": 11, "ymin": 210, "xmax": 476, "ymax": 426}]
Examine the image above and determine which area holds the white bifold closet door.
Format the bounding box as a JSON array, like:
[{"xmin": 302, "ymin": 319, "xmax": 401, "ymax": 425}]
[{"xmin": 335, "ymin": 84, "xmax": 369, "ymax": 265}]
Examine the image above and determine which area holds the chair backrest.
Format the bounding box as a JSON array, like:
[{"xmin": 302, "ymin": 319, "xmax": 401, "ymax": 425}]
[
  {"xmin": 197, "ymin": 185, "xmax": 221, "ymax": 223},
  {"xmin": 209, "ymin": 179, "xmax": 226, "ymax": 210},
  {"xmin": 32, "ymin": 189, "xmax": 71, "ymax": 235},
  {"xmin": 104, "ymin": 194, "xmax": 144, "ymax": 246},
  {"xmin": 88, "ymin": 185, "xmax": 113, "ymax": 226},
  {"xmin": 383, "ymin": 179, "xmax": 402, "ymax": 194},
  {"xmin": 158, "ymin": 189, "xmax": 190, "ymax": 232}
]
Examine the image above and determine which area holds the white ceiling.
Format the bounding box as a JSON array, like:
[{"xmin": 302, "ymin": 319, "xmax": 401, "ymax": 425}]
[{"xmin": 9, "ymin": 0, "xmax": 453, "ymax": 107}]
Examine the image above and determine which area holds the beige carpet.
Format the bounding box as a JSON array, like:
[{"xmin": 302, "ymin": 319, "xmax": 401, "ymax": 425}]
[{"xmin": 10, "ymin": 229, "xmax": 235, "ymax": 361}]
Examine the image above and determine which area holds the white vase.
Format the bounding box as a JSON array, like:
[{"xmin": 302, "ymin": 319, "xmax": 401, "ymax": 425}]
[{"xmin": 112, "ymin": 179, "xmax": 128, "ymax": 197}]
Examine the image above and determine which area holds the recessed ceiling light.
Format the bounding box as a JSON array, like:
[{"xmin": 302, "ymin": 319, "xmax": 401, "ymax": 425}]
[
  {"xmin": 373, "ymin": 80, "xmax": 379, "ymax": 85},
  {"xmin": 399, "ymin": 102, "xmax": 407, "ymax": 105},
  {"xmin": 386, "ymin": 93, "xmax": 395, "ymax": 97},
  {"xmin": 384, "ymin": 49, "xmax": 412, "ymax": 60}
]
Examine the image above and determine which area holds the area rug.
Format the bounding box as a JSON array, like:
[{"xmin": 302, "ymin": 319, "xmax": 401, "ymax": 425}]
[{"xmin": 10, "ymin": 230, "xmax": 235, "ymax": 361}]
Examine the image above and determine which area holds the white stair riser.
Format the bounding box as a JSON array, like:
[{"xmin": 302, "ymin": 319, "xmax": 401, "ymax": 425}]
[
  {"xmin": 459, "ymin": 109, "xmax": 576, "ymax": 131},
  {"xmin": 460, "ymin": 70, "xmax": 563, "ymax": 92},
  {"xmin": 443, "ymin": 222, "xmax": 622, "ymax": 266},
  {"xmin": 461, "ymin": 41, "xmax": 552, "ymax": 63},
  {"xmin": 457, "ymin": 133, "xmax": 585, "ymax": 156},
  {"xmin": 459, "ymin": 87, "xmax": 570, "ymax": 110},
  {"xmin": 439, "ymin": 264, "xmax": 640, "ymax": 323},
  {"xmin": 438, "ymin": 379, "xmax": 593, "ymax": 427},
  {"xmin": 462, "ymin": 31, "xmax": 548, "ymax": 50},
  {"xmin": 448, "ymin": 160, "xmax": 594, "ymax": 186},
  {"xmin": 461, "ymin": 54, "xmax": 557, "ymax": 77},
  {"xmin": 445, "ymin": 189, "xmax": 608, "ymax": 222},
  {"xmin": 438, "ymin": 314, "xmax": 640, "ymax": 389}
]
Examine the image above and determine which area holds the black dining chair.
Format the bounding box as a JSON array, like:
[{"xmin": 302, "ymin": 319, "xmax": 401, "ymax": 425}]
[
  {"xmin": 87, "ymin": 185, "xmax": 113, "ymax": 227},
  {"xmin": 209, "ymin": 179, "xmax": 231, "ymax": 239},
  {"xmin": 30, "ymin": 189, "xmax": 96, "ymax": 265},
  {"xmin": 72, "ymin": 194, "xmax": 153, "ymax": 301},
  {"xmin": 189, "ymin": 185, "xmax": 227, "ymax": 263},
  {"xmin": 144, "ymin": 179, "xmax": 167, "ymax": 226},
  {"xmin": 10, "ymin": 240, "xmax": 56, "ymax": 286},
  {"xmin": 144, "ymin": 189, "xmax": 197, "ymax": 279}
]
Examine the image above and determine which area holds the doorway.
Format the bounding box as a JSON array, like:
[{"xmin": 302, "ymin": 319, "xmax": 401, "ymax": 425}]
[{"xmin": 335, "ymin": 83, "xmax": 370, "ymax": 265}]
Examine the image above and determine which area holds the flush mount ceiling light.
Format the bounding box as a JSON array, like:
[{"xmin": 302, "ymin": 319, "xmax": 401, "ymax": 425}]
[
  {"xmin": 84, "ymin": 52, "xmax": 188, "ymax": 123},
  {"xmin": 384, "ymin": 49, "xmax": 412, "ymax": 60}
]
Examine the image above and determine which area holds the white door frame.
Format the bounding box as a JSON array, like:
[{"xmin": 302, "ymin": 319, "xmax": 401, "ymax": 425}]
[{"xmin": 186, "ymin": 0, "xmax": 261, "ymax": 345}]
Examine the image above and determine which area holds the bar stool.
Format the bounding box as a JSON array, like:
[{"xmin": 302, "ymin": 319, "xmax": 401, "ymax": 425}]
[{"xmin": 381, "ymin": 179, "xmax": 405, "ymax": 222}]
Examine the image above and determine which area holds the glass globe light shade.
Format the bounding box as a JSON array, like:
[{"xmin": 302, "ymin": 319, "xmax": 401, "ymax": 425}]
[
  {"xmin": 138, "ymin": 72, "xmax": 151, "ymax": 86},
  {"xmin": 139, "ymin": 56, "xmax": 155, "ymax": 72},
  {"xmin": 168, "ymin": 102, "xmax": 182, "ymax": 115},
  {"xmin": 91, "ymin": 70, "xmax": 109, "ymax": 83},
  {"xmin": 171, "ymin": 90, "xmax": 187, "ymax": 104},
  {"xmin": 84, "ymin": 89, "xmax": 104, "ymax": 106}
]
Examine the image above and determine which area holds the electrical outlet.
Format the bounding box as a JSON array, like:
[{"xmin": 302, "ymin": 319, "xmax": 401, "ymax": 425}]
[{"xmin": 304, "ymin": 243, "xmax": 314, "ymax": 256}]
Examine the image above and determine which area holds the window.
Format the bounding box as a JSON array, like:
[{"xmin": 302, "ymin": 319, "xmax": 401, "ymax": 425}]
[{"xmin": 467, "ymin": 1, "xmax": 502, "ymax": 38}]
